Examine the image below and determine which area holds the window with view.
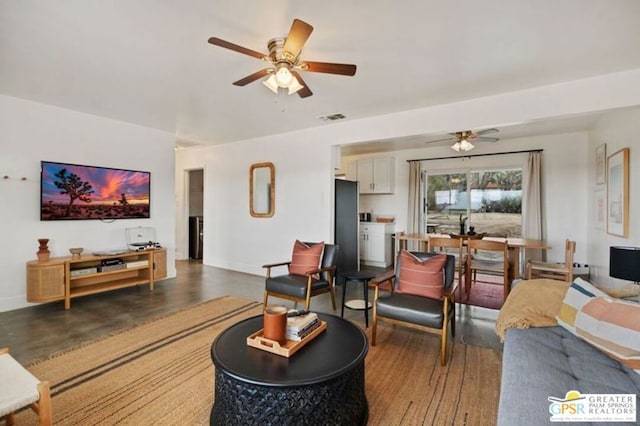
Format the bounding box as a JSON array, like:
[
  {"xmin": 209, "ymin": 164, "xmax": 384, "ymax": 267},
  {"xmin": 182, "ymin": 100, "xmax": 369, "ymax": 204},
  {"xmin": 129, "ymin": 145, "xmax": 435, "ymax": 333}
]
[{"xmin": 424, "ymin": 168, "xmax": 522, "ymax": 237}]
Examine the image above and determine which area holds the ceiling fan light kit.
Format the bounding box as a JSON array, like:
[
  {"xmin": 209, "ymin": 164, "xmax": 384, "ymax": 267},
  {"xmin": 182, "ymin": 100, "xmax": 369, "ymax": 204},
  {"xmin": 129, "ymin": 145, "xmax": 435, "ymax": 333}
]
[
  {"xmin": 451, "ymin": 138, "xmax": 475, "ymax": 152},
  {"xmin": 262, "ymin": 63, "xmax": 304, "ymax": 94},
  {"xmin": 208, "ymin": 19, "xmax": 357, "ymax": 98}
]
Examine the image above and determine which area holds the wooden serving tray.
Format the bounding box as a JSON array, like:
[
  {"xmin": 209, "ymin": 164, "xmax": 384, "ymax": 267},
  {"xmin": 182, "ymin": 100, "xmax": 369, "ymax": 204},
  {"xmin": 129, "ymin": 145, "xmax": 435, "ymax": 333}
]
[{"xmin": 246, "ymin": 321, "xmax": 327, "ymax": 358}]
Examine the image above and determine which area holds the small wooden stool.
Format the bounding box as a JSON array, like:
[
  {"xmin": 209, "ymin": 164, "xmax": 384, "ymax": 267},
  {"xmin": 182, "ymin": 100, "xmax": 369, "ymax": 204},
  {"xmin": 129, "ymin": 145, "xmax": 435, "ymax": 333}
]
[{"xmin": 0, "ymin": 348, "xmax": 52, "ymax": 426}]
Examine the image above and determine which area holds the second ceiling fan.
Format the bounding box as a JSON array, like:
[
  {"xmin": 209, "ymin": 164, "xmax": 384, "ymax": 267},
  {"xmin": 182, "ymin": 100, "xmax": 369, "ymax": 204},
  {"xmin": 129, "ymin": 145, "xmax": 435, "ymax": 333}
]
[
  {"xmin": 208, "ymin": 19, "xmax": 357, "ymax": 98},
  {"xmin": 425, "ymin": 129, "xmax": 500, "ymax": 152}
]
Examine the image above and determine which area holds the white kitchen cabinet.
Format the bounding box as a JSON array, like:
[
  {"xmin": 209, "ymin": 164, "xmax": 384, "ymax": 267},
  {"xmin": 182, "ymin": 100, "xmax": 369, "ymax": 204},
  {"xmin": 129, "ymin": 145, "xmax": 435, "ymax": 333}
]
[
  {"xmin": 360, "ymin": 222, "xmax": 394, "ymax": 267},
  {"xmin": 348, "ymin": 157, "xmax": 394, "ymax": 194},
  {"xmin": 345, "ymin": 161, "xmax": 358, "ymax": 182}
]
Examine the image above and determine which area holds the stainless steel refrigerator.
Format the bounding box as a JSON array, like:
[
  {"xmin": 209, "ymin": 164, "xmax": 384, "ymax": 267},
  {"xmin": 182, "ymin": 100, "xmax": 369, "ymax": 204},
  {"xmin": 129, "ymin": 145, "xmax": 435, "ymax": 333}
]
[{"xmin": 189, "ymin": 216, "xmax": 203, "ymax": 260}]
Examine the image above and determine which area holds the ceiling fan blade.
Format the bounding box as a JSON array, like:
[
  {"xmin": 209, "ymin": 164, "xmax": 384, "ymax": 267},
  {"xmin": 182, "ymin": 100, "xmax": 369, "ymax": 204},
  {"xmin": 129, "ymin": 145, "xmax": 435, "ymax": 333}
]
[
  {"xmin": 300, "ymin": 61, "xmax": 357, "ymax": 76},
  {"xmin": 425, "ymin": 137, "xmax": 456, "ymax": 144},
  {"xmin": 477, "ymin": 137, "xmax": 500, "ymax": 142},
  {"xmin": 208, "ymin": 37, "xmax": 266, "ymax": 60},
  {"xmin": 232, "ymin": 69, "xmax": 272, "ymax": 86},
  {"xmin": 291, "ymin": 71, "xmax": 313, "ymax": 98},
  {"xmin": 475, "ymin": 128, "xmax": 499, "ymax": 136},
  {"xmin": 283, "ymin": 19, "xmax": 314, "ymax": 60}
]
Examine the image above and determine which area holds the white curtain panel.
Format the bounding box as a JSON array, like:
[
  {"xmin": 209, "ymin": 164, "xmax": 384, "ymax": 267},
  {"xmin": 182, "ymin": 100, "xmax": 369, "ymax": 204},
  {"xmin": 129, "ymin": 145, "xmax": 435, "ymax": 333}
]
[
  {"xmin": 522, "ymin": 151, "xmax": 544, "ymax": 261},
  {"xmin": 407, "ymin": 161, "xmax": 423, "ymax": 251}
]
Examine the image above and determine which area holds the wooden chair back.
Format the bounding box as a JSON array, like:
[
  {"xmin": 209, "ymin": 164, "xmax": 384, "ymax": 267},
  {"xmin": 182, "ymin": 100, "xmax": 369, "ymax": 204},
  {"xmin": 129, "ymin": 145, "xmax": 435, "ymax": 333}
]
[{"xmin": 465, "ymin": 238, "xmax": 510, "ymax": 301}]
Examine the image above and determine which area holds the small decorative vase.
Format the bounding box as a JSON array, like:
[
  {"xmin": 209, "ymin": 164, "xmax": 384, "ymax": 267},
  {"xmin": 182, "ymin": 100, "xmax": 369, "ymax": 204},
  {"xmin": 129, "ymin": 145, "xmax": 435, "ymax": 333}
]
[
  {"xmin": 459, "ymin": 223, "xmax": 465, "ymax": 235},
  {"xmin": 37, "ymin": 238, "xmax": 50, "ymax": 262},
  {"xmin": 467, "ymin": 226, "xmax": 476, "ymax": 236}
]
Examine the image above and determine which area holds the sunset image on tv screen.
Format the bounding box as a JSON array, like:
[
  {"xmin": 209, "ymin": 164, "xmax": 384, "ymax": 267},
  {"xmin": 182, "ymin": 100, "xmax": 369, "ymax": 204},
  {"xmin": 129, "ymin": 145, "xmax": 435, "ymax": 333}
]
[{"xmin": 41, "ymin": 161, "xmax": 150, "ymax": 220}]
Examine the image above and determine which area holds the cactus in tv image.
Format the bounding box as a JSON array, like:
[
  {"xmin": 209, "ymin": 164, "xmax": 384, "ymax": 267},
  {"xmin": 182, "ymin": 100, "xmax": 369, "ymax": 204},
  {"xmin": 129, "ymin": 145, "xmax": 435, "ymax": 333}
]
[{"xmin": 53, "ymin": 168, "xmax": 95, "ymax": 217}]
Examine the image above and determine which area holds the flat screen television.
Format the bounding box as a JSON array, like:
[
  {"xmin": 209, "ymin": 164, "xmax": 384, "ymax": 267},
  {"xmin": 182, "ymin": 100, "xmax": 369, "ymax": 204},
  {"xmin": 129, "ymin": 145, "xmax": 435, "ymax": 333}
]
[{"xmin": 41, "ymin": 161, "xmax": 150, "ymax": 220}]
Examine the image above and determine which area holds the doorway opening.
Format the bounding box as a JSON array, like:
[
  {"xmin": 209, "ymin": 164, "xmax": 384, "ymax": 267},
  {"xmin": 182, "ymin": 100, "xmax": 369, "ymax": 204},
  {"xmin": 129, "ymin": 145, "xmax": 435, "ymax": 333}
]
[{"xmin": 187, "ymin": 169, "xmax": 204, "ymax": 261}]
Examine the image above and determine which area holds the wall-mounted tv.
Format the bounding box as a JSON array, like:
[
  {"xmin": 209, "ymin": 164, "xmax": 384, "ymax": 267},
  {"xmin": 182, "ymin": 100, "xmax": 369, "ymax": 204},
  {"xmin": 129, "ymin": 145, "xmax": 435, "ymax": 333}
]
[{"xmin": 41, "ymin": 161, "xmax": 150, "ymax": 221}]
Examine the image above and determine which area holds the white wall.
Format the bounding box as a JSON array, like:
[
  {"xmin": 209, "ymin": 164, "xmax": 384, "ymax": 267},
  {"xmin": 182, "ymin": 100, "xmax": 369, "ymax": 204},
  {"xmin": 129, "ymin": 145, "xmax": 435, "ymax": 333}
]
[
  {"xmin": 175, "ymin": 133, "xmax": 336, "ymax": 275},
  {"xmin": 344, "ymin": 132, "xmax": 590, "ymax": 263},
  {"xmin": 587, "ymin": 107, "xmax": 640, "ymax": 286},
  {"xmin": 0, "ymin": 95, "xmax": 177, "ymax": 312}
]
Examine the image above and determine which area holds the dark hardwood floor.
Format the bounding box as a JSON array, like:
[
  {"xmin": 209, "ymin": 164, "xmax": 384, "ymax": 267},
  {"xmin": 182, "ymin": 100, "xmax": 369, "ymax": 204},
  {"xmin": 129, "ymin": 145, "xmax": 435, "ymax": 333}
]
[{"xmin": 0, "ymin": 260, "xmax": 502, "ymax": 365}]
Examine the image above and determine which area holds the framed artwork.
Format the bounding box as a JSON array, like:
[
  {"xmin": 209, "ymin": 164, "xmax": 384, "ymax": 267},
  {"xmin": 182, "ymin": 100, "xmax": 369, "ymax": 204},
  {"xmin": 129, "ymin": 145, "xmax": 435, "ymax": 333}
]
[
  {"xmin": 594, "ymin": 189, "xmax": 605, "ymax": 230},
  {"xmin": 595, "ymin": 143, "xmax": 606, "ymax": 185},
  {"xmin": 606, "ymin": 148, "xmax": 629, "ymax": 237}
]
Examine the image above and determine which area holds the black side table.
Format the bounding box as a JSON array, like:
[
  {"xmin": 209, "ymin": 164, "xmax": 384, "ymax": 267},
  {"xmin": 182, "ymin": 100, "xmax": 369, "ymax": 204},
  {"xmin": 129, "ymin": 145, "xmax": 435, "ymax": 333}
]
[
  {"xmin": 210, "ymin": 313, "xmax": 369, "ymax": 425},
  {"xmin": 341, "ymin": 270, "xmax": 377, "ymax": 327}
]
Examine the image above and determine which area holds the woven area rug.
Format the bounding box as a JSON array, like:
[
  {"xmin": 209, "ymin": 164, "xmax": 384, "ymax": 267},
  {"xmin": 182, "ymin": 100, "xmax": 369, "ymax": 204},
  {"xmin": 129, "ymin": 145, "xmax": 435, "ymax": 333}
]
[
  {"xmin": 456, "ymin": 273, "xmax": 505, "ymax": 310},
  {"xmin": 16, "ymin": 296, "xmax": 501, "ymax": 425}
]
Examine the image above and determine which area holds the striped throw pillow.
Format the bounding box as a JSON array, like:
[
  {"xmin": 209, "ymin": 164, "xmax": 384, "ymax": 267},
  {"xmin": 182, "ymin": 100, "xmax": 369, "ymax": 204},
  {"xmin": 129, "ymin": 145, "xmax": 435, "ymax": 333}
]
[
  {"xmin": 289, "ymin": 240, "xmax": 324, "ymax": 278},
  {"xmin": 575, "ymin": 296, "xmax": 640, "ymax": 374},
  {"xmin": 556, "ymin": 278, "xmax": 608, "ymax": 336},
  {"xmin": 396, "ymin": 251, "xmax": 447, "ymax": 299}
]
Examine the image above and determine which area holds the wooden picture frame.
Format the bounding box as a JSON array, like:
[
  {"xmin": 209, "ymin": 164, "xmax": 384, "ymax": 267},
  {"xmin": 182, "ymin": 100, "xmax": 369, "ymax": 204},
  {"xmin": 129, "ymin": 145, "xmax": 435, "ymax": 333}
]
[
  {"xmin": 606, "ymin": 148, "xmax": 629, "ymax": 237},
  {"xmin": 595, "ymin": 143, "xmax": 606, "ymax": 185}
]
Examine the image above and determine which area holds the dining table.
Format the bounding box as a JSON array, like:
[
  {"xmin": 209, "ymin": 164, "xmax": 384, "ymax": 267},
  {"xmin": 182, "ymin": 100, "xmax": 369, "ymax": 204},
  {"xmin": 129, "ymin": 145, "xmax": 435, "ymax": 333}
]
[{"xmin": 395, "ymin": 233, "xmax": 551, "ymax": 279}]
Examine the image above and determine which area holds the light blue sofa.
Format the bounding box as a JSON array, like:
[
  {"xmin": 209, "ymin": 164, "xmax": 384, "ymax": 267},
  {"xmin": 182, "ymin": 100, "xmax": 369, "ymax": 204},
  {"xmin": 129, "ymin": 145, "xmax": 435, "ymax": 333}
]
[{"xmin": 497, "ymin": 326, "xmax": 640, "ymax": 425}]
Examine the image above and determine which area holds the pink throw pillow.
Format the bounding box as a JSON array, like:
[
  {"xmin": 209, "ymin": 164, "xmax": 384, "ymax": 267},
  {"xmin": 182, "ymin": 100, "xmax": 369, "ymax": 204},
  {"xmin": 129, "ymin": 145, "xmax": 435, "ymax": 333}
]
[
  {"xmin": 396, "ymin": 251, "xmax": 447, "ymax": 299},
  {"xmin": 289, "ymin": 241, "xmax": 324, "ymax": 278}
]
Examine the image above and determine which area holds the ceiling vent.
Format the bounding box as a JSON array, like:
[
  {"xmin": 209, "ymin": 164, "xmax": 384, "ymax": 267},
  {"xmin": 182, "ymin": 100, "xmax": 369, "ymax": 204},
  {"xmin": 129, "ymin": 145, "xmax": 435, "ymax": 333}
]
[{"xmin": 318, "ymin": 113, "xmax": 346, "ymax": 122}]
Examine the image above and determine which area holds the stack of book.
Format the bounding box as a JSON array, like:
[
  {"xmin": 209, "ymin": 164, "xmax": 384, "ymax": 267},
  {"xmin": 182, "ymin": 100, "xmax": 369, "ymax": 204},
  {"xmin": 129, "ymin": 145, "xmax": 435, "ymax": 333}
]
[
  {"xmin": 70, "ymin": 267, "xmax": 98, "ymax": 277},
  {"xmin": 286, "ymin": 312, "xmax": 321, "ymax": 342},
  {"xmin": 126, "ymin": 260, "xmax": 149, "ymax": 269}
]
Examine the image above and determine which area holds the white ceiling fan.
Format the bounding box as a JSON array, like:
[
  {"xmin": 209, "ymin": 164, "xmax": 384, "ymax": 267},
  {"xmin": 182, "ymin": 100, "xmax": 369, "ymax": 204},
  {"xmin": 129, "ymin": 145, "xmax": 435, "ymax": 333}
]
[{"xmin": 425, "ymin": 129, "xmax": 500, "ymax": 152}]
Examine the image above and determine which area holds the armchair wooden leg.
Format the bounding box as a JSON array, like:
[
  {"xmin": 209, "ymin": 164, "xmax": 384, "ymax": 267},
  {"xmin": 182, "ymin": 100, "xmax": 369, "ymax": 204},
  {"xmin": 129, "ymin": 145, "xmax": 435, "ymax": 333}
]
[
  {"xmin": 304, "ymin": 295, "xmax": 311, "ymax": 312},
  {"xmin": 329, "ymin": 286, "xmax": 337, "ymax": 311},
  {"xmin": 441, "ymin": 300, "xmax": 450, "ymax": 365},
  {"xmin": 263, "ymin": 291, "xmax": 269, "ymax": 307},
  {"xmin": 440, "ymin": 322, "xmax": 448, "ymax": 366},
  {"xmin": 371, "ymin": 304, "xmax": 378, "ymax": 346}
]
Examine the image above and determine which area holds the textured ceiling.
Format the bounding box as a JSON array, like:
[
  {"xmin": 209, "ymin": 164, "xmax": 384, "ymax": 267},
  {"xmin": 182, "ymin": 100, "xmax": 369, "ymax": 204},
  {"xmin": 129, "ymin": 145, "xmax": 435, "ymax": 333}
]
[{"xmin": 2, "ymin": 0, "xmax": 640, "ymax": 147}]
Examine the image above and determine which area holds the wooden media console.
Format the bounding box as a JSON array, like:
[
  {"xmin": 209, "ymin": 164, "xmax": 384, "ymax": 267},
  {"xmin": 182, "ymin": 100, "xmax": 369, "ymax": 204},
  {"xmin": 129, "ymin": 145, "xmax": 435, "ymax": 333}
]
[{"xmin": 26, "ymin": 249, "xmax": 167, "ymax": 309}]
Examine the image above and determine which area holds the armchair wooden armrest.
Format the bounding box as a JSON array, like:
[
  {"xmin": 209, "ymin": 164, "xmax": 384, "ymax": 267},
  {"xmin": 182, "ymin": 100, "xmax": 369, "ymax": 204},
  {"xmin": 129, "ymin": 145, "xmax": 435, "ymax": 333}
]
[
  {"xmin": 262, "ymin": 261, "xmax": 291, "ymax": 279},
  {"xmin": 370, "ymin": 269, "xmax": 395, "ymax": 301},
  {"xmin": 371, "ymin": 270, "xmax": 395, "ymax": 288},
  {"xmin": 304, "ymin": 265, "xmax": 336, "ymax": 277},
  {"xmin": 262, "ymin": 261, "xmax": 292, "ymax": 269}
]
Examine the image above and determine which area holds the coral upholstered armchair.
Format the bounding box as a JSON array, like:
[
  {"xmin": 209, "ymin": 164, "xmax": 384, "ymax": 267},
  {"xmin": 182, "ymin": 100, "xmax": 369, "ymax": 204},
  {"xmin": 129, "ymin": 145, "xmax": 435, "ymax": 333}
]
[
  {"xmin": 371, "ymin": 251, "xmax": 456, "ymax": 365},
  {"xmin": 263, "ymin": 241, "xmax": 339, "ymax": 311}
]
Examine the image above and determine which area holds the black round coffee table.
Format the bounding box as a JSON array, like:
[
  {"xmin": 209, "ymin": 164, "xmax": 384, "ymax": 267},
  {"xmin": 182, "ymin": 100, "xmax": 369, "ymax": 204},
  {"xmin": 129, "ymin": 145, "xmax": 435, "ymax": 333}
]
[{"xmin": 210, "ymin": 313, "xmax": 369, "ymax": 425}]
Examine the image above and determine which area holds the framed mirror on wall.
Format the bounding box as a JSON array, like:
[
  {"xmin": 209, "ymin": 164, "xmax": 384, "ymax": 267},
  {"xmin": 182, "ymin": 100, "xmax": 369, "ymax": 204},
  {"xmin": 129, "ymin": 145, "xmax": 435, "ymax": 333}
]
[{"xmin": 250, "ymin": 162, "xmax": 275, "ymax": 218}]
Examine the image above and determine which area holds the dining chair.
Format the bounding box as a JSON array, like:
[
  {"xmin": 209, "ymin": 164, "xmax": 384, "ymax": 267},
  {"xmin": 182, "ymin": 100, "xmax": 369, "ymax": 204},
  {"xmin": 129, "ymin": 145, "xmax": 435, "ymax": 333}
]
[
  {"xmin": 465, "ymin": 238, "xmax": 510, "ymax": 301},
  {"xmin": 371, "ymin": 251, "xmax": 456, "ymax": 365},
  {"xmin": 525, "ymin": 239, "xmax": 576, "ymax": 282},
  {"xmin": 428, "ymin": 236, "xmax": 465, "ymax": 297}
]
